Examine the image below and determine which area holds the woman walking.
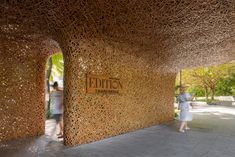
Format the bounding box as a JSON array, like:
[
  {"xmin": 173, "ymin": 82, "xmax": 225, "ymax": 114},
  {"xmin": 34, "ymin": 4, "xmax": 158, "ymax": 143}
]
[
  {"xmin": 178, "ymin": 85, "xmax": 194, "ymax": 133},
  {"xmin": 51, "ymin": 81, "xmax": 64, "ymax": 138}
]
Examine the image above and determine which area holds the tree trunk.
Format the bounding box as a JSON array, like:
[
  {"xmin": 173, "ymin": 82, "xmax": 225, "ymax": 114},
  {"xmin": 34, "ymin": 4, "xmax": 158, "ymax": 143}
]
[
  {"xmin": 211, "ymin": 88, "xmax": 215, "ymax": 101},
  {"xmin": 205, "ymin": 87, "xmax": 209, "ymax": 101},
  {"xmin": 46, "ymin": 57, "xmax": 52, "ymax": 111}
]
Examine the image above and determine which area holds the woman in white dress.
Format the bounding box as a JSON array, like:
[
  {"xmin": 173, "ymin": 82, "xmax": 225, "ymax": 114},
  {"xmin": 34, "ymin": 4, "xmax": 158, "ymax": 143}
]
[
  {"xmin": 178, "ymin": 85, "xmax": 194, "ymax": 133},
  {"xmin": 51, "ymin": 81, "xmax": 64, "ymax": 138}
]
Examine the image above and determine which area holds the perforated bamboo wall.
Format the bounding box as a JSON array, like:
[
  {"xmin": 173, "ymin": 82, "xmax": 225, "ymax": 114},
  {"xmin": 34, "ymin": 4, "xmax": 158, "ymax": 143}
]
[
  {"xmin": 61, "ymin": 39, "xmax": 176, "ymax": 145},
  {"xmin": 0, "ymin": 42, "xmax": 47, "ymax": 142}
]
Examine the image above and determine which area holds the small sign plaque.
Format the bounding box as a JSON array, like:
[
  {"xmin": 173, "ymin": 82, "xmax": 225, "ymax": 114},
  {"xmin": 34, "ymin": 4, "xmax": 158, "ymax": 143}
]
[{"xmin": 86, "ymin": 74, "xmax": 122, "ymax": 94}]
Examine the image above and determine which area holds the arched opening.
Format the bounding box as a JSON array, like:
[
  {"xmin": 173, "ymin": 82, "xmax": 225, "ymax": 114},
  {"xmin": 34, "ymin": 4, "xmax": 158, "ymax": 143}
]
[
  {"xmin": 45, "ymin": 53, "xmax": 64, "ymax": 142},
  {"xmin": 0, "ymin": 23, "xmax": 67, "ymax": 144}
]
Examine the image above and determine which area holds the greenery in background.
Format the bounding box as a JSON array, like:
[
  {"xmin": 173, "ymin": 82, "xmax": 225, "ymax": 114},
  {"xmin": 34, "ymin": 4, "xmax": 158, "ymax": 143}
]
[
  {"xmin": 176, "ymin": 61, "xmax": 235, "ymax": 102},
  {"xmin": 46, "ymin": 53, "xmax": 64, "ymax": 82},
  {"xmin": 216, "ymin": 72, "xmax": 235, "ymax": 96},
  {"xmin": 174, "ymin": 109, "xmax": 180, "ymax": 118},
  {"xmin": 187, "ymin": 86, "xmax": 205, "ymax": 97},
  {"xmin": 46, "ymin": 110, "xmax": 53, "ymax": 119},
  {"xmin": 50, "ymin": 53, "xmax": 64, "ymax": 82}
]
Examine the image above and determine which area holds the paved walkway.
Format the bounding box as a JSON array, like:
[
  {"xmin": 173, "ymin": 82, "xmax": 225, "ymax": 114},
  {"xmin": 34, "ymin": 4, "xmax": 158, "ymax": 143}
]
[{"xmin": 1, "ymin": 104, "xmax": 235, "ymax": 157}]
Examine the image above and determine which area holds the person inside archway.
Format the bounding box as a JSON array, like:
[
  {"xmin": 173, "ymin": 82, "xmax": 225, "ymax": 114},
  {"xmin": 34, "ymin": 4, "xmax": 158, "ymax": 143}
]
[
  {"xmin": 51, "ymin": 81, "xmax": 64, "ymax": 138},
  {"xmin": 178, "ymin": 85, "xmax": 194, "ymax": 133}
]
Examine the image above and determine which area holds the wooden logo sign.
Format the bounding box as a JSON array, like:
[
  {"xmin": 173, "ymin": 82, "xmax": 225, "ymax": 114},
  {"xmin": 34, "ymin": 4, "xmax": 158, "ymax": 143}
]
[{"xmin": 86, "ymin": 74, "xmax": 122, "ymax": 94}]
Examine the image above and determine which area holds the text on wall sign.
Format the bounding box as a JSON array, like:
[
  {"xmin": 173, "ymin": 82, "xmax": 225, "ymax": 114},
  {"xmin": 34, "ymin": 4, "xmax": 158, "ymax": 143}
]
[{"xmin": 86, "ymin": 74, "xmax": 122, "ymax": 94}]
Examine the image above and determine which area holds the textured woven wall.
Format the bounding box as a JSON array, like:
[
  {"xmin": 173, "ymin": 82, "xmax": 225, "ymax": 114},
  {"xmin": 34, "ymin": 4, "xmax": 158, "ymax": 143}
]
[
  {"xmin": 0, "ymin": 37, "xmax": 176, "ymax": 145},
  {"xmin": 61, "ymin": 39, "xmax": 176, "ymax": 145},
  {"xmin": 0, "ymin": 45, "xmax": 46, "ymax": 142}
]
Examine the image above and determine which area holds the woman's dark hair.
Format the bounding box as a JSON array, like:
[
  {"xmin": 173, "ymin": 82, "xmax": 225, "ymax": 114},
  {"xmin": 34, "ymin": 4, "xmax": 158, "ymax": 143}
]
[{"xmin": 52, "ymin": 81, "xmax": 58, "ymax": 87}]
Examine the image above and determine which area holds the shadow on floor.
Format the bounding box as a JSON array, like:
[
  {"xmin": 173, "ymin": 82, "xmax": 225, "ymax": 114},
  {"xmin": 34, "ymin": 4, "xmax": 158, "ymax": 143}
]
[
  {"xmin": 1, "ymin": 105, "xmax": 235, "ymax": 157},
  {"xmin": 0, "ymin": 119, "xmax": 64, "ymax": 157}
]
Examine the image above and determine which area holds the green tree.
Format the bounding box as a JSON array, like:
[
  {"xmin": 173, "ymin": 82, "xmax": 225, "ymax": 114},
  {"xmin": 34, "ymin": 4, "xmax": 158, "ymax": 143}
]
[
  {"xmin": 191, "ymin": 67, "xmax": 223, "ymax": 101},
  {"xmin": 178, "ymin": 61, "xmax": 235, "ymax": 101},
  {"xmin": 50, "ymin": 53, "xmax": 64, "ymax": 82},
  {"xmin": 216, "ymin": 71, "xmax": 235, "ymax": 96}
]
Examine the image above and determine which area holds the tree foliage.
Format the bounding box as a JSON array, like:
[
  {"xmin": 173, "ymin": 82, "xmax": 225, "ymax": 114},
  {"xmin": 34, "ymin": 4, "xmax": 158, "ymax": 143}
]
[
  {"xmin": 50, "ymin": 53, "xmax": 64, "ymax": 82},
  {"xmin": 176, "ymin": 61, "xmax": 235, "ymax": 101}
]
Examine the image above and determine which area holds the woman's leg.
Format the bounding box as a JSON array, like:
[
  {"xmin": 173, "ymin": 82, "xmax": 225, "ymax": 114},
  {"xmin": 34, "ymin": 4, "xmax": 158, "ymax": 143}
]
[
  {"xmin": 58, "ymin": 115, "xmax": 64, "ymax": 137},
  {"xmin": 60, "ymin": 118, "xmax": 64, "ymax": 135},
  {"xmin": 59, "ymin": 121, "xmax": 63, "ymax": 134},
  {"xmin": 185, "ymin": 122, "xmax": 190, "ymax": 130},
  {"xmin": 179, "ymin": 121, "xmax": 186, "ymax": 132}
]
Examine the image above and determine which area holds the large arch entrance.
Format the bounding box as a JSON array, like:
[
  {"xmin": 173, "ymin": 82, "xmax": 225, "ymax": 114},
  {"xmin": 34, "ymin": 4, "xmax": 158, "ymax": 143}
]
[
  {"xmin": 0, "ymin": 29, "xmax": 67, "ymax": 144},
  {"xmin": 45, "ymin": 53, "xmax": 65, "ymax": 141}
]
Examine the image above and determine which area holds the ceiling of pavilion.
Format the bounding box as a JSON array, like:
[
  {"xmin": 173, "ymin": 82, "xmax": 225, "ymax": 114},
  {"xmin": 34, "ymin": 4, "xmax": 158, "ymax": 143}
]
[{"xmin": 0, "ymin": 0, "xmax": 234, "ymax": 71}]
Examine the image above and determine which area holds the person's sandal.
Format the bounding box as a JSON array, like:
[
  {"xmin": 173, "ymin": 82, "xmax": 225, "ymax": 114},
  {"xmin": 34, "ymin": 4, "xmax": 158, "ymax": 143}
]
[{"xmin": 179, "ymin": 130, "xmax": 185, "ymax": 133}]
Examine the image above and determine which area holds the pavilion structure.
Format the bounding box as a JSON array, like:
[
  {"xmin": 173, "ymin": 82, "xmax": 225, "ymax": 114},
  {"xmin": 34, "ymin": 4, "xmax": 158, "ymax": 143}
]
[{"xmin": 0, "ymin": 0, "xmax": 234, "ymax": 146}]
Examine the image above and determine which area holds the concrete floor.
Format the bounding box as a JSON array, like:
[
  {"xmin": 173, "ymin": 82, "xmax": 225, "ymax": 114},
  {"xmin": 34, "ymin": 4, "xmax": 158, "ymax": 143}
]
[{"xmin": 1, "ymin": 104, "xmax": 235, "ymax": 157}]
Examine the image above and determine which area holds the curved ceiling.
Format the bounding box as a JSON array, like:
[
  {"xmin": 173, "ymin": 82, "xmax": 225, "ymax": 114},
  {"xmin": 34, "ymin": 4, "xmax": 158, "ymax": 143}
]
[{"xmin": 0, "ymin": 0, "xmax": 234, "ymax": 71}]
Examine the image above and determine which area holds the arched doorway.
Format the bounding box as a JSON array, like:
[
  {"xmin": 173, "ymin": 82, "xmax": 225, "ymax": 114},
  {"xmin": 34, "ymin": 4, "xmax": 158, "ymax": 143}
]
[{"xmin": 45, "ymin": 53, "xmax": 65, "ymax": 142}]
